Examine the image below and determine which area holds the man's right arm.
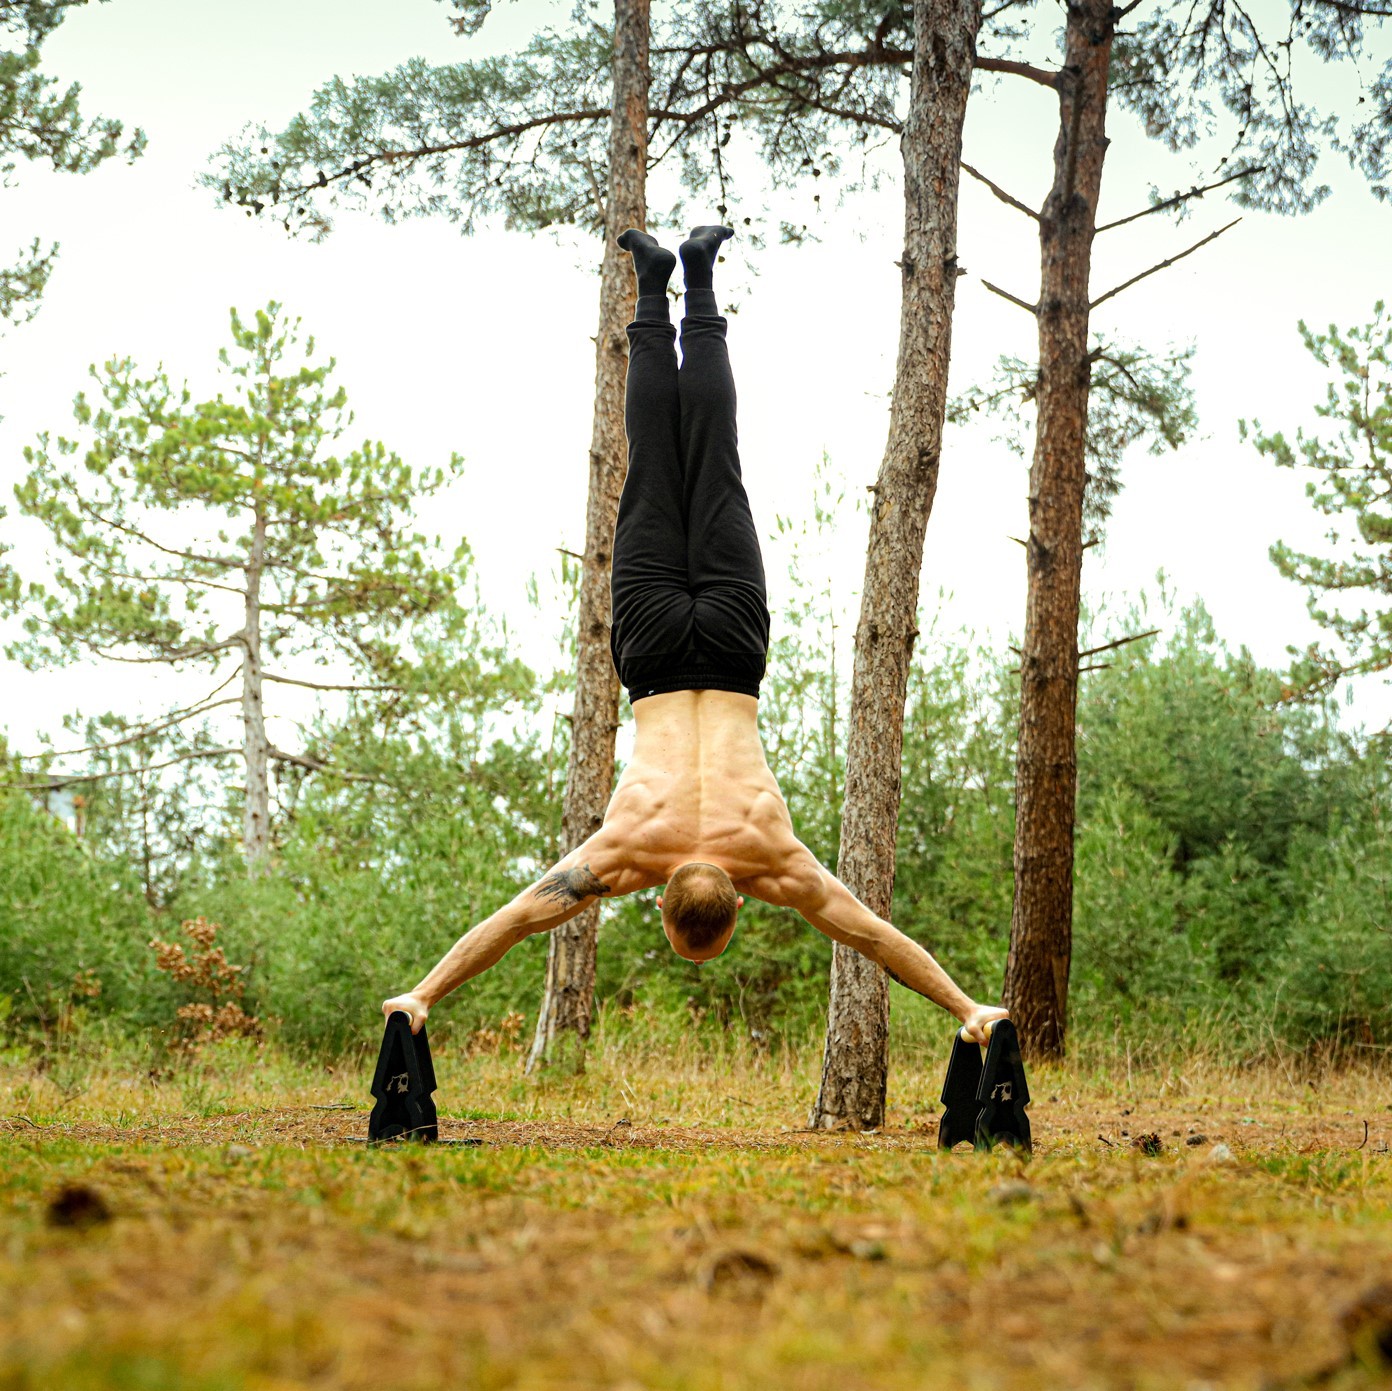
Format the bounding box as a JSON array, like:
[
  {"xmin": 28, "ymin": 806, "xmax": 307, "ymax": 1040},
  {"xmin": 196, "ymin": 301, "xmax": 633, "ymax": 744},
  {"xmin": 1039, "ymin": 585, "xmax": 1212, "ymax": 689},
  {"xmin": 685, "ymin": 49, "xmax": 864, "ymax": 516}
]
[{"xmin": 383, "ymin": 829, "xmax": 657, "ymax": 1032}]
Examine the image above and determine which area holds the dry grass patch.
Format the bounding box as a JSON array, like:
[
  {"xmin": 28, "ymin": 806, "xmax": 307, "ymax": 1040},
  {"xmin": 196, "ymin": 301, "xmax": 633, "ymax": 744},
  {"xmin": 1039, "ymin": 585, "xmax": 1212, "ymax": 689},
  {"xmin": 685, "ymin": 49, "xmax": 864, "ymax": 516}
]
[{"xmin": 0, "ymin": 1039, "xmax": 1389, "ymax": 1390}]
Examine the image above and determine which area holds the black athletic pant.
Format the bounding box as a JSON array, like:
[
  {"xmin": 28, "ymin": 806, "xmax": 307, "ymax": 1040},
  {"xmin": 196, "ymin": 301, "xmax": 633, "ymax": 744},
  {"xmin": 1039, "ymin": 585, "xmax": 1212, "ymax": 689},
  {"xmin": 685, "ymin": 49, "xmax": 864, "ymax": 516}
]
[{"xmin": 609, "ymin": 297, "xmax": 771, "ymax": 704}]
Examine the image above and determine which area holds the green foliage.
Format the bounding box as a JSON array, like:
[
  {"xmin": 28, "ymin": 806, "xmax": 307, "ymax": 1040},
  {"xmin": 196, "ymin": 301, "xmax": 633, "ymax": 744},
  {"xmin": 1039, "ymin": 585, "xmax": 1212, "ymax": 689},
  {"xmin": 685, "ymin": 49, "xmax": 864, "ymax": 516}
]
[
  {"xmin": 4, "ymin": 502, "xmax": 1389, "ymax": 1058},
  {"xmin": 206, "ymin": 0, "xmax": 1375, "ymax": 264},
  {"xmin": 167, "ymin": 586, "xmax": 551, "ymax": 1052},
  {"xmin": 1077, "ymin": 595, "xmax": 1338, "ymax": 870},
  {"xmin": 31, "ymin": 710, "xmax": 237, "ymax": 906},
  {"xmin": 208, "ymin": 26, "xmax": 618, "ymax": 241},
  {"xmin": 1257, "ymin": 743, "xmax": 1392, "ymax": 1051},
  {"xmin": 1, "ymin": 1, "xmax": 145, "ymax": 327},
  {"xmin": 0, "ymin": 235, "xmax": 56, "ymax": 328},
  {"xmin": 0, "ymin": 741, "xmax": 158, "ymax": 1035},
  {"xmin": 1242, "ymin": 301, "xmax": 1392, "ymax": 700}
]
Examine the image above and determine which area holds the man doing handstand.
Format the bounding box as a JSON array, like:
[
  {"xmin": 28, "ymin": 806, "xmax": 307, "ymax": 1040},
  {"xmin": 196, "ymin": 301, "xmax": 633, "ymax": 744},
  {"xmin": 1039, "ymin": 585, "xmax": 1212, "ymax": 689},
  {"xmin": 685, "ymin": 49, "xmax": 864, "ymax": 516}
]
[{"xmin": 383, "ymin": 225, "xmax": 1009, "ymax": 1045}]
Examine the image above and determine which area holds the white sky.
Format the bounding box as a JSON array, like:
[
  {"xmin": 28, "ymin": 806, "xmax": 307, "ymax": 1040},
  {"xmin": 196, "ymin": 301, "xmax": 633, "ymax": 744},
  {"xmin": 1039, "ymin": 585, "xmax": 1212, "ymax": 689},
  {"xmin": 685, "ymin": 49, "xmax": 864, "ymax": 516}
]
[{"xmin": 3, "ymin": 0, "xmax": 1390, "ymax": 771}]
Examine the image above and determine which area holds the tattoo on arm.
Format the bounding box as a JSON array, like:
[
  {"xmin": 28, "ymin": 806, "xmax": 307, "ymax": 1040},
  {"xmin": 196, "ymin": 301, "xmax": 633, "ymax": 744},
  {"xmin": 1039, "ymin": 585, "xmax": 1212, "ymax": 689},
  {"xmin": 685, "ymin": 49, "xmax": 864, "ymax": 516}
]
[
  {"xmin": 534, "ymin": 863, "xmax": 612, "ymax": 907},
  {"xmin": 885, "ymin": 965, "xmax": 908, "ymax": 988}
]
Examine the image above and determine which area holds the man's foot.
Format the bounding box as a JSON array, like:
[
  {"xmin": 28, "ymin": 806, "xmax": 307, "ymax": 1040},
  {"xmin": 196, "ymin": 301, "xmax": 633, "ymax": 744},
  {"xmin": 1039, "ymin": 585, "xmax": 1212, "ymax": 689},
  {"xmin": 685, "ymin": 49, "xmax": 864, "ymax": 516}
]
[
  {"xmin": 679, "ymin": 225, "xmax": 734, "ymax": 291},
  {"xmin": 617, "ymin": 228, "xmax": 676, "ymax": 299}
]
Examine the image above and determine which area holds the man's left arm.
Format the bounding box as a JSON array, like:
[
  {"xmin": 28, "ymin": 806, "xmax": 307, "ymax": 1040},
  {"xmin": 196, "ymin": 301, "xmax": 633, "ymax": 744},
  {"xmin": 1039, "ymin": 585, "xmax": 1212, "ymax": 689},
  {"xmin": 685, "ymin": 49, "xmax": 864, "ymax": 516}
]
[{"xmin": 778, "ymin": 854, "xmax": 1006, "ymax": 1040}]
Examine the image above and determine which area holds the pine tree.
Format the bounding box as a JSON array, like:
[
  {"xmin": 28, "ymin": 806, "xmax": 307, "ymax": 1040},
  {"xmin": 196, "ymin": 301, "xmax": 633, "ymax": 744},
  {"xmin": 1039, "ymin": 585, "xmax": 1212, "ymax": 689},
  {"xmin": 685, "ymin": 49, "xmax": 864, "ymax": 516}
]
[
  {"xmin": 7, "ymin": 304, "xmax": 467, "ymax": 870},
  {"xmin": 1243, "ymin": 302, "xmax": 1392, "ymax": 708},
  {"xmin": 979, "ymin": 0, "xmax": 1392, "ymax": 1061}
]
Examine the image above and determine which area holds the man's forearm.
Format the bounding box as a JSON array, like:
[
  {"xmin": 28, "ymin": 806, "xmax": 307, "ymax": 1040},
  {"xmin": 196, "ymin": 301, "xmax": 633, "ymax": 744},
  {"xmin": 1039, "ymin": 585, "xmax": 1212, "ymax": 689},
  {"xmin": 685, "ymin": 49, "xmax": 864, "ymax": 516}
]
[
  {"xmin": 411, "ymin": 909, "xmax": 527, "ymax": 1008},
  {"xmin": 869, "ymin": 928, "xmax": 975, "ymax": 1021}
]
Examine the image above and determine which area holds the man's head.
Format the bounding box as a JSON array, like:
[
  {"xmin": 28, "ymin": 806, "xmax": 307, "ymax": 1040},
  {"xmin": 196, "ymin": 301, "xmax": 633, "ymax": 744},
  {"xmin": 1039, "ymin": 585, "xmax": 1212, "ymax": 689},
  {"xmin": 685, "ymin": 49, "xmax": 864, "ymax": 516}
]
[{"xmin": 658, "ymin": 862, "xmax": 743, "ymax": 961}]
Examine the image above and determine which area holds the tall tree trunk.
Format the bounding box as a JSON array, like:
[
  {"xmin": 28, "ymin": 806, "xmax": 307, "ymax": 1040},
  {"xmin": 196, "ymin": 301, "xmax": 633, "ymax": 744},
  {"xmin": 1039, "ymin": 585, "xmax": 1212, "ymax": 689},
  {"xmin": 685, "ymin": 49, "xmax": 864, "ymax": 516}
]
[
  {"xmin": 808, "ymin": 0, "xmax": 982, "ymax": 1130},
  {"xmin": 527, "ymin": 0, "xmax": 649, "ymax": 1073},
  {"xmin": 241, "ymin": 503, "xmax": 270, "ymax": 872},
  {"xmin": 1002, "ymin": 0, "xmax": 1116, "ymax": 1061}
]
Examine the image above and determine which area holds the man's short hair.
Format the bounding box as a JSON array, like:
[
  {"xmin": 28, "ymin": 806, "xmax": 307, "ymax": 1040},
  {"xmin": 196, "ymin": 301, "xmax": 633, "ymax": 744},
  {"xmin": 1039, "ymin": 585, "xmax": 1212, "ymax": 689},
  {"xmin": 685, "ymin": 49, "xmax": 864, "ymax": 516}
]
[{"xmin": 663, "ymin": 862, "xmax": 738, "ymax": 950}]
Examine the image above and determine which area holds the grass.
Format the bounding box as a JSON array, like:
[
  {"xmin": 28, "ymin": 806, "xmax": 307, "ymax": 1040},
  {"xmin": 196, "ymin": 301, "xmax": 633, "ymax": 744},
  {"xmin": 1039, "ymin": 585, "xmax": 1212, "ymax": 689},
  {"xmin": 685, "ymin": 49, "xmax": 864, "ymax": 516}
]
[{"xmin": 1, "ymin": 1020, "xmax": 1391, "ymax": 1391}]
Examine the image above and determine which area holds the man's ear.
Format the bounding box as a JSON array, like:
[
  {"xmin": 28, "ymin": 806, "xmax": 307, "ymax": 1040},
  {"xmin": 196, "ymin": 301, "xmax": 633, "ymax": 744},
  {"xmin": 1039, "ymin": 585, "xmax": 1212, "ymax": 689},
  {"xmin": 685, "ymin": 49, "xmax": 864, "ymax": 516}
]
[
  {"xmin": 736, "ymin": 896, "xmax": 744, "ymax": 908},
  {"xmin": 656, "ymin": 895, "xmax": 664, "ymax": 910}
]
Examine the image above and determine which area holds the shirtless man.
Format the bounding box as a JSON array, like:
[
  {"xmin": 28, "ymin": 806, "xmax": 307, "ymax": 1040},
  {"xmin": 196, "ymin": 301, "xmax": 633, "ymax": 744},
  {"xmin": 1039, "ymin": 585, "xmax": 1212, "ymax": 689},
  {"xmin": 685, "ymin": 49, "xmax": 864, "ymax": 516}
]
[{"xmin": 383, "ymin": 225, "xmax": 1009, "ymax": 1046}]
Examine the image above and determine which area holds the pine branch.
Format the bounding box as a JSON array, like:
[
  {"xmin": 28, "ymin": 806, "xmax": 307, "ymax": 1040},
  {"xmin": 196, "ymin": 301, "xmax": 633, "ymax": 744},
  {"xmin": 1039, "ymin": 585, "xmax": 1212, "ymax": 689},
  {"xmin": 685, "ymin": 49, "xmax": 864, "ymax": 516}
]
[
  {"xmin": 5, "ymin": 745, "xmax": 241, "ymax": 791},
  {"xmin": 259, "ymin": 108, "xmax": 613, "ymax": 205},
  {"xmin": 71, "ymin": 495, "xmax": 241, "ymax": 569},
  {"xmin": 268, "ymin": 746, "xmax": 386, "ymax": 783},
  {"xmin": 22, "ymin": 696, "xmax": 241, "ymax": 761},
  {"xmin": 1089, "ymin": 218, "xmax": 1242, "ymax": 311},
  {"xmin": 974, "ymin": 55, "xmax": 1061, "ymax": 89},
  {"xmin": 68, "ymin": 633, "xmax": 246, "ymax": 665},
  {"xmin": 261, "ymin": 670, "xmax": 405, "ymax": 693},
  {"xmin": 69, "ymin": 551, "xmax": 247, "ymax": 598},
  {"xmin": 1095, "ymin": 166, "xmax": 1266, "ymax": 234},
  {"xmin": 980, "ymin": 279, "xmax": 1039, "ymax": 316},
  {"xmin": 961, "ymin": 161, "xmax": 1040, "ymax": 220},
  {"xmin": 1077, "ymin": 628, "xmax": 1161, "ymax": 660}
]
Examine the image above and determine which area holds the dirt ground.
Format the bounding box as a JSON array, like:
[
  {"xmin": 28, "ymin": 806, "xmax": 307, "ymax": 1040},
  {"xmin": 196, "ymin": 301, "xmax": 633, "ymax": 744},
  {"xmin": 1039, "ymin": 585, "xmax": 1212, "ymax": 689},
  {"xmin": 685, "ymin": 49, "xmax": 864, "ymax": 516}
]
[{"xmin": 3, "ymin": 1056, "xmax": 1391, "ymax": 1391}]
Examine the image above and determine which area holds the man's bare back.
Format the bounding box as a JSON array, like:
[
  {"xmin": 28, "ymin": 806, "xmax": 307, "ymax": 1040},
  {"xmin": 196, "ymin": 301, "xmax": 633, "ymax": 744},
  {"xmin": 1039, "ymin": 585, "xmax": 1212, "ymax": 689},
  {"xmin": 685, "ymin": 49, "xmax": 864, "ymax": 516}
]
[{"xmin": 383, "ymin": 690, "xmax": 1008, "ymax": 1043}]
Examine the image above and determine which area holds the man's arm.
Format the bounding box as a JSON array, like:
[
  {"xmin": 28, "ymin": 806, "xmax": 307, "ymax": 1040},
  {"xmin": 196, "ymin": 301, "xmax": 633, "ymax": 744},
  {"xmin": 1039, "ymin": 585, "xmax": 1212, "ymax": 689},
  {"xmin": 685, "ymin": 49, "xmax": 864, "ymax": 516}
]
[
  {"xmin": 382, "ymin": 829, "xmax": 655, "ymax": 1031},
  {"xmin": 776, "ymin": 853, "xmax": 1007, "ymax": 1040}
]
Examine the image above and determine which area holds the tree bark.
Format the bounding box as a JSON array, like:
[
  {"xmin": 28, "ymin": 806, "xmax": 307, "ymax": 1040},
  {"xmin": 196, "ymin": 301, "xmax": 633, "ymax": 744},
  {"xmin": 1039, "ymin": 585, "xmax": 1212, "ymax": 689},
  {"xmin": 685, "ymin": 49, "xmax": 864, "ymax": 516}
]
[
  {"xmin": 527, "ymin": 0, "xmax": 649, "ymax": 1073},
  {"xmin": 241, "ymin": 503, "xmax": 270, "ymax": 872},
  {"xmin": 808, "ymin": 0, "xmax": 982, "ymax": 1130},
  {"xmin": 1002, "ymin": 0, "xmax": 1117, "ymax": 1061}
]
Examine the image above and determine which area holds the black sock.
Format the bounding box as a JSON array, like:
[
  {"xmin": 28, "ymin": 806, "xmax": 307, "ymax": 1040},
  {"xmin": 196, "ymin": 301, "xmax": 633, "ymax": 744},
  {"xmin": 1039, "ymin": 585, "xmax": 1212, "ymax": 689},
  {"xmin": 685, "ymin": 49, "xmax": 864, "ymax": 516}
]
[
  {"xmin": 679, "ymin": 224, "xmax": 734, "ymax": 292},
  {"xmin": 684, "ymin": 287, "xmax": 718, "ymax": 318},
  {"xmin": 617, "ymin": 229, "xmax": 676, "ymax": 310}
]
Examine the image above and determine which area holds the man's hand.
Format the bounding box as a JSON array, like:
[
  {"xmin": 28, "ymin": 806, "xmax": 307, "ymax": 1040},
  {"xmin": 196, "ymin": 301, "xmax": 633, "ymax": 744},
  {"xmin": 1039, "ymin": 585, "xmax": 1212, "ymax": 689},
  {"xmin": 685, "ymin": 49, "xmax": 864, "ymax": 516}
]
[
  {"xmin": 959, "ymin": 1003, "xmax": 1010, "ymax": 1045},
  {"xmin": 382, "ymin": 993, "xmax": 430, "ymax": 1034}
]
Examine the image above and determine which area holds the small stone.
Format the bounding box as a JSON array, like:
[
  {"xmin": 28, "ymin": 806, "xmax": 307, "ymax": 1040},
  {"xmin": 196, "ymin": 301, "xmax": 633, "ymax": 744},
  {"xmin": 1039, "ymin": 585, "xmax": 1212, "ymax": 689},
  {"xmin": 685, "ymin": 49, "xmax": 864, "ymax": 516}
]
[
  {"xmin": 223, "ymin": 1144, "xmax": 254, "ymax": 1161},
  {"xmin": 1208, "ymin": 1142, "xmax": 1235, "ymax": 1163},
  {"xmin": 1185, "ymin": 1134, "xmax": 1209, "ymax": 1146}
]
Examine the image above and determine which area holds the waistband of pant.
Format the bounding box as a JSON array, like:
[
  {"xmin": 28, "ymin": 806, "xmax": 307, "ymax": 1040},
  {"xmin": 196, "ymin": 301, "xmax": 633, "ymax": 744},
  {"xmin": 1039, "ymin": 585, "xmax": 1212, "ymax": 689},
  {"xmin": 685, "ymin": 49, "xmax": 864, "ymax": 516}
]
[{"xmin": 628, "ymin": 674, "xmax": 762, "ymax": 703}]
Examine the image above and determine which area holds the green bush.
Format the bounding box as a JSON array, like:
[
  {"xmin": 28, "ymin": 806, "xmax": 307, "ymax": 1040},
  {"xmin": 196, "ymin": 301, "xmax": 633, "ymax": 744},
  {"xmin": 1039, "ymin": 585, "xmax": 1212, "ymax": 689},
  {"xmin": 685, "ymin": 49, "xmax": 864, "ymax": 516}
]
[{"xmin": 0, "ymin": 769, "xmax": 157, "ymax": 1034}]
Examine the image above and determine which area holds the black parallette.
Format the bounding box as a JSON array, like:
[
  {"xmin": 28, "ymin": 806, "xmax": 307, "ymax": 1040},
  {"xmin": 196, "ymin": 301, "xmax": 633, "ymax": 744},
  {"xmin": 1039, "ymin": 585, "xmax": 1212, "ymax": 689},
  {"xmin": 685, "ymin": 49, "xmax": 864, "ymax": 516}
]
[
  {"xmin": 367, "ymin": 1010, "xmax": 439, "ymax": 1143},
  {"xmin": 937, "ymin": 1026, "xmax": 986, "ymax": 1150},
  {"xmin": 937, "ymin": 1018, "xmax": 1032, "ymax": 1154}
]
